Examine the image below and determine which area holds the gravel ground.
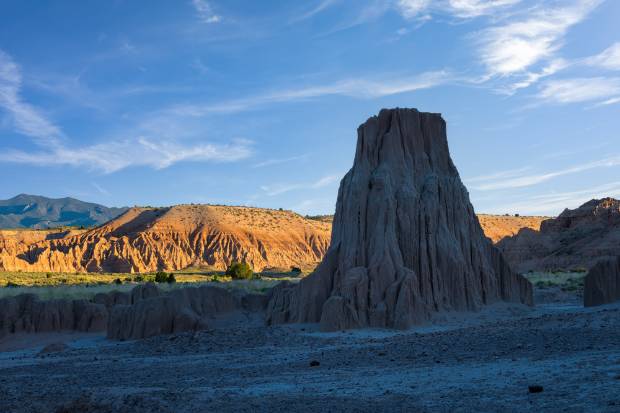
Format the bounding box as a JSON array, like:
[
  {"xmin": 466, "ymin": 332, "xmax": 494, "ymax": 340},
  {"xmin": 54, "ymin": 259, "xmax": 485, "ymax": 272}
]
[{"xmin": 1, "ymin": 288, "xmax": 619, "ymax": 413}]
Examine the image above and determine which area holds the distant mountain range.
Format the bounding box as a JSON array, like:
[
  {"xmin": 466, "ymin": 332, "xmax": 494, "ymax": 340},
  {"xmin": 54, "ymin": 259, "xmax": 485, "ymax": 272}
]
[{"xmin": 0, "ymin": 194, "xmax": 128, "ymax": 229}]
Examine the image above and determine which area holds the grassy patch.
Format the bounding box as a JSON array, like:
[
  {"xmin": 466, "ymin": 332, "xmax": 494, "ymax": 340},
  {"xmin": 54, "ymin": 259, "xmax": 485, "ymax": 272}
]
[
  {"xmin": 524, "ymin": 271, "xmax": 586, "ymax": 292},
  {"xmin": 0, "ymin": 269, "xmax": 301, "ymax": 300}
]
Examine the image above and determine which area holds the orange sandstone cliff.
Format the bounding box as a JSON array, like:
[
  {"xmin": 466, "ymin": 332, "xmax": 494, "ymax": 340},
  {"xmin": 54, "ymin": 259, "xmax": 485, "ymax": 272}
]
[
  {"xmin": 0, "ymin": 205, "xmax": 331, "ymax": 273},
  {"xmin": 0, "ymin": 204, "xmax": 544, "ymax": 274}
]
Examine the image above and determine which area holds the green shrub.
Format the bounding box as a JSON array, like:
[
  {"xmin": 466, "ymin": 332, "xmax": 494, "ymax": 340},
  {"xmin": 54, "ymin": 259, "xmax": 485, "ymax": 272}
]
[
  {"xmin": 134, "ymin": 275, "xmax": 144, "ymax": 282},
  {"xmin": 113, "ymin": 278, "xmax": 122, "ymax": 285},
  {"xmin": 167, "ymin": 273, "xmax": 176, "ymax": 284},
  {"xmin": 290, "ymin": 266, "xmax": 302, "ymax": 274},
  {"xmin": 225, "ymin": 261, "xmax": 253, "ymax": 280},
  {"xmin": 154, "ymin": 271, "xmax": 169, "ymax": 283}
]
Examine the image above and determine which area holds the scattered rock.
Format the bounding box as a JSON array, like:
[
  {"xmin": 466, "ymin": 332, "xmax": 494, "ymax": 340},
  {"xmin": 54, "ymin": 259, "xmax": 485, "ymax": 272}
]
[
  {"xmin": 528, "ymin": 385, "xmax": 544, "ymax": 393},
  {"xmin": 309, "ymin": 360, "xmax": 320, "ymax": 367},
  {"xmin": 38, "ymin": 342, "xmax": 68, "ymax": 355}
]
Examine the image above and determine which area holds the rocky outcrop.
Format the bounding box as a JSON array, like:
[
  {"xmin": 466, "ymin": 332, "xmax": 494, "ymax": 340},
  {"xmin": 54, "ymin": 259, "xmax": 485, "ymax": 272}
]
[
  {"xmin": 498, "ymin": 198, "xmax": 620, "ymax": 272},
  {"xmin": 584, "ymin": 257, "xmax": 620, "ymax": 307},
  {"xmin": 0, "ymin": 283, "xmax": 269, "ymax": 340},
  {"xmin": 0, "ymin": 205, "xmax": 331, "ymax": 273},
  {"xmin": 266, "ymin": 108, "xmax": 533, "ymax": 331},
  {"xmin": 0, "ymin": 294, "xmax": 107, "ymax": 338},
  {"xmin": 107, "ymin": 285, "xmax": 267, "ymax": 340}
]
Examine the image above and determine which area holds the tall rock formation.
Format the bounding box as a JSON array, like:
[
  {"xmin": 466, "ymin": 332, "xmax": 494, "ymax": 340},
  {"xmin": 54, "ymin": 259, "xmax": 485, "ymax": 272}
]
[
  {"xmin": 584, "ymin": 257, "xmax": 620, "ymax": 307},
  {"xmin": 267, "ymin": 108, "xmax": 533, "ymax": 331},
  {"xmin": 498, "ymin": 198, "xmax": 620, "ymax": 272}
]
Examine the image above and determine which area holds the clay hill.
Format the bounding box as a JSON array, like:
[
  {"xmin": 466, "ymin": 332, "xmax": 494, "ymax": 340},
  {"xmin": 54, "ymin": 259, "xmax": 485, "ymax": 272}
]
[
  {"xmin": 0, "ymin": 205, "xmax": 331, "ymax": 273},
  {"xmin": 0, "ymin": 194, "xmax": 127, "ymax": 229},
  {"xmin": 476, "ymin": 214, "xmax": 547, "ymax": 243},
  {"xmin": 267, "ymin": 108, "xmax": 532, "ymax": 331},
  {"xmin": 309, "ymin": 214, "xmax": 547, "ymax": 244},
  {"xmin": 498, "ymin": 198, "xmax": 620, "ymax": 272}
]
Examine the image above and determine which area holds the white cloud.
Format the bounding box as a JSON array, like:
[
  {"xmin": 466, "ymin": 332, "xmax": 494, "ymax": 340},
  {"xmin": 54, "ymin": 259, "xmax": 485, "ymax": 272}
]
[
  {"xmin": 92, "ymin": 182, "xmax": 110, "ymax": 196},
  {"xmin": 469, "ymin": 156, "xmax": 620, "ymax": 191},
  {"xmin": 0, "ymin": 137, "xmax": 252, "ymax": 174},
  {"xmin": 586, "ymin": 42, "xmax": 620, "ymax": 70},
  {"xmin": 396, "ymin": 0, "xmax": 521, "ymax": 20},
  {"xmin": 0, "ymin": 49, "xmax": 253, "ymax": 174},
  {"xmin": 476, "ymin": 0, "xmax": 602, "ymax": 77},
  {"xmin": 252, "ymin": 154, "xmax": 309, "ymax": 168},
  {"xmin": 0, "ymin": 50, "xmax": 63, "ymax": 143},
  {"xmin": 480, "ymin": 181, "xmax": 620, "ymax": 215},
  {"xmin": 191, "ymin": 0, "xmax": 221, "ymax": 24},
  {"xmin": 291, "ymin": 0, "xmax": 339, "ymax": 22},
  {"xmin": 537, "ymin": 77, "xmax": 620, "ymax": 104},
  {"xmin": 260, "ymin": 174, "xmax": 341, "ymax": 196},
  {"xmin": 171, "ymin": 70, "xmax": 452, "ymax": 116},
  {"xmin": 446, "ymin": 0, "xmax": 522, "ymax": 18},
  {"xmin": 396, "ymin": 0, "xmax": 432, "ymax": 20}
]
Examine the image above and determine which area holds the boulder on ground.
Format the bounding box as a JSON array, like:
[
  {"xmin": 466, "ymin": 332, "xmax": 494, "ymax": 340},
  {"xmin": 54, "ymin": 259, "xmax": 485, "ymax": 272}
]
[
  {"xmin": 266, "ymin": 108, "xmax": 533, "ymax": 331},
  {"xmin": 584, "ymin": 256, "xmax": 620, "ymax": 307}
]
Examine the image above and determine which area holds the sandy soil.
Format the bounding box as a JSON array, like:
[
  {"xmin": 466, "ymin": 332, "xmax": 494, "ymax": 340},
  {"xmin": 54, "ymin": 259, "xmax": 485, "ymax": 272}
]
[{"xmin": 1, "ymin": 291, "xmax": 619, "ymax": 412}]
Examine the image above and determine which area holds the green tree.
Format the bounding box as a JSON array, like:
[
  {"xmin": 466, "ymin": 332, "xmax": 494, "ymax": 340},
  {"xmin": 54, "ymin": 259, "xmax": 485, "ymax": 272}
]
[
  {"xmin": 225, "ymin": 261, "xmax": 253, "ymax": 280},
  {"xmin": 154, "ymin": 271, "xmax": 169, "ymax": 283}
]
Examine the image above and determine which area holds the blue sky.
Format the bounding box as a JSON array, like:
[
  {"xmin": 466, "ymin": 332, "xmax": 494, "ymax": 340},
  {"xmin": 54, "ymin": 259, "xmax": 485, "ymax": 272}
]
[{"xmin": 0, "ymin": 0, "xmax": 619, "ymax": 216}]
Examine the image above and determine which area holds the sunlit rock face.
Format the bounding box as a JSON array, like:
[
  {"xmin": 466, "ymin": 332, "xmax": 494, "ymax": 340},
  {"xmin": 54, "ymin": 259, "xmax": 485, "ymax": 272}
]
[{"xmin": 267, "ymin": 108, "xmax": 533, "ymax": 331}]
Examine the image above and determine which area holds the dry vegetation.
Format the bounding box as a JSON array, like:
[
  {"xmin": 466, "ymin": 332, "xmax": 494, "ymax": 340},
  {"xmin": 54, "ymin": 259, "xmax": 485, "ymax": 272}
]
[{"xmin": 0, "ymin": 267, "xmax": 303, "ymax": 300}]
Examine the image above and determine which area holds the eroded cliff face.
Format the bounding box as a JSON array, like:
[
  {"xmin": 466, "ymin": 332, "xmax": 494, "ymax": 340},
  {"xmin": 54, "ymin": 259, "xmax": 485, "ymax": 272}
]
[
  {"xmin": 498, "ymin": 198, "xmax": 620, "ymax": 272},
  {"xmin": 0, "ymin": 205, "xmax": 331, "ymax": 273},
  {"xmin": 584, "ymin": 256, "xmax": 620, "ymax": 307},
  {"xmin": 267, "ymin": 108, "xmax": 533, "ymax": 331}
]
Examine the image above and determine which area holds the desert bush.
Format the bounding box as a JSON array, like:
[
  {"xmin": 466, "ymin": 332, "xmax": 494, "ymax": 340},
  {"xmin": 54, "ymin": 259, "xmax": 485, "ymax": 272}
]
[
  {"xmin": 167, "ymin": 273, "xmax": 176, "ymax": 283},
  {"xmin": 154, "ymin": 271, "xmax": 170, "ymax": 283},
  {"xmin": 114, "ymin": 278, "xmax": 122, "ymax": 285},
  {"xmin": 291, "ymin": 266, "xmax": 302, "ymax": 274},
  {"xmin": 225, "ymin": 261, "xmax": 253, "ymax": 280}
]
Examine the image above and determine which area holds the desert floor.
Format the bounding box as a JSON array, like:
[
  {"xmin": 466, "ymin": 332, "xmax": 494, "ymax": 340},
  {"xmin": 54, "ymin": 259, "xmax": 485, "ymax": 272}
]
[{"xmin": 1, "ymin": 288, "xmax": 619, "ymax": 413}]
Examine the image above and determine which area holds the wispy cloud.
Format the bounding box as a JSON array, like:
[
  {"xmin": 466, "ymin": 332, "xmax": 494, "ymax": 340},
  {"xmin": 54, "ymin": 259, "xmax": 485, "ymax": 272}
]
[
  {"xmin": 170, "ymin": 70, "xmax": 453, "ymax": 116},
  {"xmin": 445, "ymin": 0, "xmax": 523, "ymax": 18},
  {"xmin": 260, "ymin": 174, "xmax": 341, "ymax": 196},
  {"xmin": 252, "ymin": 154, "xmax": 309, "ymax": 168},
  {"xmin": 537, "ymin": 77, "xmax": 620, "ymax": 104},
  {"xmin": 396, "ymin": 0, "xmax": 432, "ymax": 20},
  {"xmin": 469, "ymin": 156, "xmax": 620, "ymax": 191},
  {"xmin": 92, "ymin": 182, "xmax": 110, "ymax": 196},
  {"xmin": 396, "ymin": 0, "xmax": 522, "ymax": 20},
  {"xmin": 191, "ymin": 0, "xmax": 221, "ymax": 24},
  {"xmin": 481, "ymin": 181, "xmax": 620, "ymax": 215},
  {"xmin": 475, "ymin": 0, "xmax": 602, "ymax": 86},
  {"xmin": 291, "ymin": 0, "xmax": 339, "ymax": 23},
  {"xmin": 586, "ymin": 42, "xmax": 620, "ymax": 70},
  {"xmin": 0, "ymin": 50, "xmax": 63, "ymax": 144},
  {"xmin": 0, "ymin": 49, "xmax": 252, "ymax": 174},
  {"xmin": 0, "ymin": 137, "xmax": 253, "ymax": 174}
]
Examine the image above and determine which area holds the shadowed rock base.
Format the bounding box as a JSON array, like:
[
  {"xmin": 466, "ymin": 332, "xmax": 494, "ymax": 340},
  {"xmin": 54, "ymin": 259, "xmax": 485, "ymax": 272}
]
[
  {"xmin": 584, "ymin": 256, "xmax": 620, "ymax": 307},
  {"xmin": 267, "ymin": 108, "xmax": 533, "ymax": 331},
  {"xmin": 1, "ymin": 283, "xmax": 269, "ymax": 340}
]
